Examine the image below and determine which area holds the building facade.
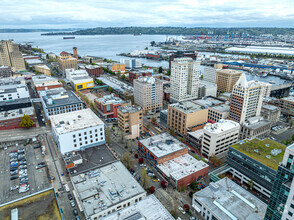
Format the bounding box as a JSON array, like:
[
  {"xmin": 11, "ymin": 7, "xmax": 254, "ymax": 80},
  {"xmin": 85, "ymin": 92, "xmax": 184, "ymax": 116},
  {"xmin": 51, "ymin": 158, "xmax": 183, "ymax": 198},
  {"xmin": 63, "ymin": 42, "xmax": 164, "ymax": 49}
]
[
  {"xmin": 0, "ymin": 80, "xmax": 29, "ymax": 101},
  {"xmin": 118, "ymin": 105, "xmax": 143, "ymax": 139},
  {"xmin": 160, "ymin": 109, "xmax": 168, "ymax": 128},
  {"xmin": 198, "ymin": 80, "xmax": 217, "ymax": 98},
  {"xmin": 261, "ymin": 104, "xmax": 281, "ymax": 123},
  {"xmin": 239, "ymin": 116, "xmax": 272, "ymax": 140},
  {"xmin": 36, "ymin": 64, "xmax": 51, "ymax": 76},
  {"xmin": 201, "ymin": 119, "xmax": 240, "ymax": 158},
  {"xmin": 128, "ymin": 70, "xmax": 152, "ymax": 83},
  {"xmin": 0, "ymin": 66, "xmax": 12, "ymax": 78},
  {"xmin": 39, "ymin": 88, "xmax": 84, "ymax": 119},
  {"xmin": 229, "ymin": 74, "xmax": 265, "ymax": 124},
  {"xmin": 111, "ymin": 63, "xmax": 125, "ymax": 73},
  {"xmin": 170, "ymin": 57, "xmax": 200, "ymax": 102},
  {"xmin": 203, "ymin": 66, "xmax": 217, "ymax": 83},
  {"xmin": 168, "ymin": 101, "xmax": 208, "ymax": 136},
  {"xmin": 134, "ymin": 77, "xmax": 163, "ymax": 113},
  {"xmin": 50, "ymin": 109, "xmax": 105, "ymax": 154},
  {"xmin": 280, "ymin": 96, "xmax": 294, "ymax": 116},
  {"xmin": 265, "ymin": 144, "xmax": 294, "ymax": 220},
  {"xmin": 58, "ymin": 51, "xmax": 78, "ymax": 72},
  {"xmin": 32, "ymin": 75, "xmax": 63, "ymax": 91},
  {"xmin": 65, "ymin": 68, "xmax": 94, "ymax": 91},
  {"xmin": 0, "ymin": 40, "xmax": 25, "ymax": 71},
  {"xmin": 85, "ymin": 65, "xmax": 103, "ymax": 77},
  {"xmin": 215, "ymin": 69, "xmax": 242, "ymax": 93}
]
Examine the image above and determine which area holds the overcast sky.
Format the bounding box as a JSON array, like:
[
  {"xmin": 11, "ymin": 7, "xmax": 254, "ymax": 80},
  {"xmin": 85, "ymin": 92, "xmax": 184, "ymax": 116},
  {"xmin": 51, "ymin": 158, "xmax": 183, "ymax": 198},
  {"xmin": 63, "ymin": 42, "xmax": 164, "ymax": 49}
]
[{"xmin": 1, "ymin": 0, "xmax": 294, "ymax": 29}]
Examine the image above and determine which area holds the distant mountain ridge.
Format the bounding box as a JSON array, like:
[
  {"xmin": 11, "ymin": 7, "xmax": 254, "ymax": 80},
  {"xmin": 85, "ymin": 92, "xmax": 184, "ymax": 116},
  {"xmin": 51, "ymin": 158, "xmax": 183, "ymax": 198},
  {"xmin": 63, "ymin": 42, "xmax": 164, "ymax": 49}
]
[
  {"xmin": 0, "ymin": 28, "xmax": 80, "ymax": 33},
  {"xmin": 41, "ymin": 27, "xmax": 294, "ymax": 36}
]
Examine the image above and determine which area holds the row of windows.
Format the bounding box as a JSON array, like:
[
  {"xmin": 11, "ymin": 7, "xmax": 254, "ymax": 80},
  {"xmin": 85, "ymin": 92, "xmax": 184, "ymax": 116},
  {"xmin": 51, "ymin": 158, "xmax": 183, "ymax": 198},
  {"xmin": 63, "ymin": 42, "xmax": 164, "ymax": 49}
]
[{"xmin": 72, "ymin": 128, "xmax": 103, "ymax": 138}]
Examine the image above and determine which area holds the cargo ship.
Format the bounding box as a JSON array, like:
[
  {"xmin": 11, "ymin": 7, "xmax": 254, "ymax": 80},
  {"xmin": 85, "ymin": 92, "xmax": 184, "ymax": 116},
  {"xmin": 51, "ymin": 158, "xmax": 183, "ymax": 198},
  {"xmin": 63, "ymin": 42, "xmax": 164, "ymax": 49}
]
[
  {"xmin": 134, "ymin": 33, "xmax": 142, "ymax": 36},
  {"xmin": 63, "ymin": 37, "xmax": 75, "ymax": 40},
  {"xmin": 182, "ymin": 36, "xmax": 197, "ymax": 40}
]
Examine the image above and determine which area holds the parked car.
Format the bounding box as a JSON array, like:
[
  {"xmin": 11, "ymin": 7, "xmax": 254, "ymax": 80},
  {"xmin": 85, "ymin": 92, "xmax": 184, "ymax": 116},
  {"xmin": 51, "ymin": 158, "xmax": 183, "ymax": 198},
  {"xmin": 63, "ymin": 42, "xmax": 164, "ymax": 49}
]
[
  {"xmin": 19, "ymin": 165, "xmax": 27, "ymax": 169},
  {"xmin": 19, "ymin": 174, "xmax": 28, "ymax": 179},
  {"xmin": 10, "ymin": 186, "xmax": 19, "ymax": 191},
  {"xmin": 70, "ymin": 200, "xmax": 75, "ymax": 207},
  {"xmin": 73, "ymin": 209, "xmax": 78, "ymax": 216},
  {"xmin": 36, "ymin": 164, "xmax": 46, "ymax": 169},
  {"xmin": 18, "ymin": 149, "xmax": 24, "ymax": 153},
  {"xmin": 10, "ymin": 170, "xmax": 18, "ymax": 176},
  {"xmin": 10, "ymin": 150, "xmax": 17, "ymax": 153},
  {"xmin": 75, "ymin": 216, "xmax": 80, "ymax": 220},
  {"xmin": 10, "ymin": 163, "xmax": 18, "ymax": 167},
  {"xmin": 20, "ymin": 177, "xmax": 28, "ymax": 182},
  {"xmin": 68, "ymin": 194, "xmax": 73, "ymax": 200},
  {"xmin": 10, "ymin": 167, "xmax": 18, "ymax": 172},
  {"xmin": 10, "ymin": 175, "xmax": 18, "ymax": 180},
  {"xmin": 10, "ymin": 158, "xmax": 17, "ymax": 163},
  {"xmin": 19, "ymin": 161, "xmax": 26, "ymax": 165}
]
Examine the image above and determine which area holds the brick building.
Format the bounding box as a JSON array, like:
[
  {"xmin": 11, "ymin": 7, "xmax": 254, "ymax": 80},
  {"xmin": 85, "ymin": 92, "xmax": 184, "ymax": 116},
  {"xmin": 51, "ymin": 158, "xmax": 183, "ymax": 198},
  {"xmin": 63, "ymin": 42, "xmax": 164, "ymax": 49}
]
[
  {"xmin": 32, "ymin": 75, "xmax": 63, "ymax": 92},
  {"xmin": 138, "ymin": 132, "xmax": 188, "ymax": 165},
  {"xmin": 85, "ymin": 65, "xmax": 103, "ymax": 77},
  {"xmin": 95, "ymin": 94, "xmax": 130, "ymax": 118},
  {"xmin": 157, "ymin": 154, "xmax": 209, "ymax": 189},
  {"xmin": 129, "ymin": 70, "xmax": 152, "ymax": 83}
]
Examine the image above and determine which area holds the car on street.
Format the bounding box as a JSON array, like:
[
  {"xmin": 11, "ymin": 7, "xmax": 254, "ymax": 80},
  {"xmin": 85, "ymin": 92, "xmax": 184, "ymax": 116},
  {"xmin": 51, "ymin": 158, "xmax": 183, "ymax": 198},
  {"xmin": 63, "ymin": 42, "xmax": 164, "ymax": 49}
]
[
  {"xmin": 10, "ymin": 175, "xmax": 18, "ymax": 180},
  {"xmin": 75, "ymin": 216, "xmax": 80, "ymax": 220},
  {"xmin": 10, "ymin": 150, "xmax": 17, "ymax": 153},
  {"xmin": 68, "ymin": 194, "xmax": 73, "ymax": 200},
  {"xmin": 70, "ymin": 200, "xmax": 75, "ymax": 207},
  {"xmin": 10, "ymin": 170, "xmax": 18, "ymax": 175},
  {"xmin": 36, "ymin": 164, "xmax": 46, "ymax": 169},
  {"xmin": 10, "ymin": 163, "xmax": 18, "ymax": 167},
  {"xmin": 10, "ymin": 186, "xmax": 19, "ymax": 191},
  {"xmin": 73, "ymin": 209, "xmax": 78, "ymax": 216},
  {"xmin": 19, "ymin": 161, "xmax": 26, "ymax": 165},
  {"xmin": 153, "ymin": 179, "xmax": 160, "ymax": 182}
]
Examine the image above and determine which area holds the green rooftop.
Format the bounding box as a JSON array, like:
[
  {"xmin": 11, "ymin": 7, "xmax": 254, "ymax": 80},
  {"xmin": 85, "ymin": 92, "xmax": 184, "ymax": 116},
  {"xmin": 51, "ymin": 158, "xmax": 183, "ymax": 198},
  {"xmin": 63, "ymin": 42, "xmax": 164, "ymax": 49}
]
[{"xmin": 231, "ymin": 138, "xmax": 286, "ymax": 170}]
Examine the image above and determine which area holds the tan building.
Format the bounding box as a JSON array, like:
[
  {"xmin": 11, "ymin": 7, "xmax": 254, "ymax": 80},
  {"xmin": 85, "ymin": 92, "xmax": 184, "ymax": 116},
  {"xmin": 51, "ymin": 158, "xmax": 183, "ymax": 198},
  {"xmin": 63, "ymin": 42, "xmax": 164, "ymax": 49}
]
[
  {"xmin": 36, "ymin": 64, "xmax": 51, "ymax": 76},
  {"xmin": 111, "ymin": 63, "xmax": 125, "ymax": 73},
  {"xmin": 168, "ymin": 100, "xmax": 208, "ymax": 136},
  {"xmin": 280, "ymin": 96, "xmax": 294, "ymax": 116},
  {"xmin": 58, "ymin": 51, "xmax": 78, "ymax": 72},
  {"xmin": 215, "ymin": 69, "xmax": 242, "ymax": 93},
  {"xmin": 0, "ymin": 40, "xmax": 25, "ymax": 71},
  {"xmin": 261, "ymin": 104, "xmax": 281, "ymax": 123},
  {"xmin": 134, "ymin": 77, "xmax": 163, "ymax": 113},
  {"xmin": 118, "ymin": 105, "xmax": 143, "ymax": 139}
]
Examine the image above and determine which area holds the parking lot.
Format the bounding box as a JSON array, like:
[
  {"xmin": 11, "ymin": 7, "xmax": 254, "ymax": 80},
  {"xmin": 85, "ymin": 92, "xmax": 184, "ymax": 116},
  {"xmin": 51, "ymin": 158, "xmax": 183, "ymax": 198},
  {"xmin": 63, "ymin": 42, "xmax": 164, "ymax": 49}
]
[{"xmin": 0, "ymin": 142, "xmax": 51, "ymax": 204}]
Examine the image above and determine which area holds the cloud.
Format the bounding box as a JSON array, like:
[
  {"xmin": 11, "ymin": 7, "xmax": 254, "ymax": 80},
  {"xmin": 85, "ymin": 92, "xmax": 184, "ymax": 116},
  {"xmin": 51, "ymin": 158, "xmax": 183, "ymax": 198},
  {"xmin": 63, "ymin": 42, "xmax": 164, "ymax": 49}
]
[{"xmin": 1, "ymin": 0, "xmax": 294, "ymax": 28}]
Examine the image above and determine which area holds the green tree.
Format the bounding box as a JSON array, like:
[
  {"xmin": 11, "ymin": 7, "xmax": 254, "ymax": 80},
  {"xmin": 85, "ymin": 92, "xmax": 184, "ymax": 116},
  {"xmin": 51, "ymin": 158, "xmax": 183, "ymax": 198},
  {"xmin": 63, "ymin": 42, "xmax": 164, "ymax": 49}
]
[
  {"xmin": 140, "ymin": 168, "xmax": 151, "ymax": 189},
  {"xmin": 108, "ymin": 86, "xmax": 113, "ymax": 93},
  {"xmin": 286, "ymin": 139, "xmax": 292, "ymax": 145},
  {"xmin": 105, "ymin": 127, "xmax": 112, "ymax": 145},
  {"xmin": 200, "ymin": 75, "xmax": 203, "ymax": 79},
  {"xmin": 20, "ymin": 114, "xmax": 34, "ymax": 128},
  {"xmin": 121, "ymin": 152, "xmax": 133, "ymax": 169},
  {"xmin": 121, "ymin": 74, "xmax": 126, "ymax": 80},
  {"xmin": 158, "ymin": 66, "xmax": 163, "ymax": 73},
  {"xmin": 151, "ymin": 117, "xmax": 157, "ymax": 124}
]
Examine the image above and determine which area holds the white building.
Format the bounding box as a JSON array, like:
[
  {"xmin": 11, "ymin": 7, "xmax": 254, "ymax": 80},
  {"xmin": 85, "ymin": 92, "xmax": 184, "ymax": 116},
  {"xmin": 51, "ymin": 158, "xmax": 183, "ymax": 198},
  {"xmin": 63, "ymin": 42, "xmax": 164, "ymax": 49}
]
[
  {"xmin": 170, "ymin": 57, "xmax": 200, "ymax": 102},
  {"xmin": 0, "ymin": 79, "xmax": 29, "ymax": 101},
  {"xmin": 193, "ymin": 178, "xmax": 267, "ymax": 220},
  {"xmin": 71, "ymin": 161, "xmax": 146, "ymax": 220},
  {"xmin": 65, "ymin": 68, "xmax": 94, "ymax": 91},
  {"xmin": 102, "ymin": 195, "xmax": 174, "ymax": 220},
  {"xmin": 203, "ymin": 66, "xmax": 217, "ymax": 83},
  {"xmin": 198, "ymin": 80, "xmax": 217, "ymax": 98},
  {"xmin": 202, "ymin": 119, "xmax": 240, "ymax": 158},
  {"xmin": 229, "ymin": 73, "xmax": 266, "ymax": 124},
  {"xmin": 120, "ymin": 58, "xmax": 142, "ymax": 69},
  {"xmin": 39, "ymin": 87, "xmax": 84, "ymax": 119},
  {"xmin": 50, "ymin": 109, "xmax": 105, "ymax": 154}
]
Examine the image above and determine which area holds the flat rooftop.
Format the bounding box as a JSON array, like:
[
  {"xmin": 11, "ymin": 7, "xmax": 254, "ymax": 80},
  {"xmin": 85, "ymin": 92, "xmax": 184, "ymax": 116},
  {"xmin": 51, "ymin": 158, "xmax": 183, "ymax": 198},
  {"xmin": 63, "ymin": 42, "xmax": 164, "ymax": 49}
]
[
  {"xmin": 194, "ymin": 178, "xmax": 267, "ymax": 220},
  {"xmin": 204, "ymin": 119, "xmax": 240, "ymax": 134},
  {"xmin": 170, "ymin": 101, "xmax": 206, "ymax": 114},
  {"xmin": 72, "ymin": 161, "xmax": 146, "ymax": 218},
  {"xmin": 96, "ymin": 94, "xmax": 124, "ymax": 105},
  {"xmin": 0, "ymin": 188, "xmax": 62, "ymax": 220},
  {"xmin": 0, "ymin": 97, "xmax": 31, "ymax": 108},
  {"xmin": 262, "ymin": 104, "xmax": 280, "ymax": 111},
  {"xmin": 0, "ymin": 106, "xmax": 34, "ymax": 120},
  {"xmin": 32, "ymin": 75, "xmax": 61, "ymax": 85},
  {"xmin": 216, "ymin": 69, "xmax": 242, "ymax": 75},
  {"xmin": 231, "ymin": 138, "xmax": 286, "ymax": 170},
  {"xmin": 97, "ymin": 76, "xmax": 133, "ymax": 93},
  {"xmin": 50, "ymin": 109, "xmax": 104, "ymax": 135},
  {"xmin": 242, "ymin": 116, "xmax": 271, "ymax": 130},
  {"xmin": 39, "ymin": 87, "xmax": 83, "ymax": 108},
  {"xmin": 102, "ymin": 195, "xmax": 174, "ymax": 220},
  {"xmin": 194, "ymin": 97, "xmax": 225, "ymax": 107},
  {"xmin": 157, "ymin": 154, "xmax": 208, "ymax": 181},
  {"xmin": 67, "ymin": 144, "xmax": 117, "ymax": 176},
  {"xmin": 281, "ymin": 96, "xmax": 294, "ymax": 102},
  {"xmin": 211, "ymin": 104, "xmax": 230, "ymax": 112},
  {"xmin": 139, "ymin": 133, "xmax": 188, "ymax": 158},
  {"xmin": 187, "ymin": 129, "xmax": 204, "ymax": 139},
  {"xmin": 119, "ymin": 105, "xmax": 142, "ymax": 113}
]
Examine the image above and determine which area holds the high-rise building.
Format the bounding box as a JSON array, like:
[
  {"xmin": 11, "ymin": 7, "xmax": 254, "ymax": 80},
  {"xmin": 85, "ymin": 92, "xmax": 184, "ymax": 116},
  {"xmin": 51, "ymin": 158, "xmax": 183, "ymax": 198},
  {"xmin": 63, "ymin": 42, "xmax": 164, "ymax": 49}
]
[
  {"xmin": 118, "ymin": 105, "xmax": 143, "ymax": 139},
  {"xmin": 73, "ymin": 47, "xmax": 78, "ymax": 59},
  {"xmin": 229, "ymin": 74, "xmax": 265, "ymax": 124},
  {"xmin": 170, "ymin": 57, "xmax": 200, "ymax": 102},
  {"xmin": 215, "ymin": 69, "xmax": 242, "ymax": 93},
  {"xmin": 265, "ymin": 144, "xmax": 294, "ymax": 220},
  {"xmin": 134, "ymin": 77, "xmax": 163, "ymax": 113},
  {"xmin": 58, "ymin": 51, "xmax": 78, "ymax": 72},
  {"xmin": 203, "ymin": 66, "xmax": 217, "ymax": 83},
  {"xmin": 0, "ymin": 40, "xmax": 25, "ymax": 71}
]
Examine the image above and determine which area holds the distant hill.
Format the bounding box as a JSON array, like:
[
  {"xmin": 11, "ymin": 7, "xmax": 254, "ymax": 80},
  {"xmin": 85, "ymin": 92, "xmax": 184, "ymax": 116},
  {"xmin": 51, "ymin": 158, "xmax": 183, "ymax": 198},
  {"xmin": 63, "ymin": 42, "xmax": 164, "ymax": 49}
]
[
  {"xmin": 0, "ymin": 28, "xmax": 79, "ymax": 33},
  {"xmin": 41, "ymin": 27, "xmax": 294, "ymax": 36}
]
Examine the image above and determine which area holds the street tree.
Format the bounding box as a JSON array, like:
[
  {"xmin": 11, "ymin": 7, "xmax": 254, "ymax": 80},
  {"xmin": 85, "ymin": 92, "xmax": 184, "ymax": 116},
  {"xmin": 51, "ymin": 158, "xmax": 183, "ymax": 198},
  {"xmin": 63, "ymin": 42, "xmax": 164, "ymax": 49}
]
[
  {"xmin": 105, "ymin": 127, "xmax": 112, "ymax": 145},
  {"xmin": 151, "ymin": 117, "xmax": 157, "ymax": 124},
  {"xmin": 108, "ymin": 86, "xmax": 113, "ymax": 93},
  {"xmin": 121, "ymin": 152, "xmax": 133, "ymax": 169},
  {"xmin": 121, "ymin": 74, "xmax": 126, "ymax": 80},
  {"xmin": 140, "ymin": 168, "xmax": 151, "ymax": 189},
  {"xmin": 20, "ymin": 114, "xmax": 34, "ymax": 128},
  {"xmin": 158, "ymin": 66, "xmax": 163, "ymax": 73}
]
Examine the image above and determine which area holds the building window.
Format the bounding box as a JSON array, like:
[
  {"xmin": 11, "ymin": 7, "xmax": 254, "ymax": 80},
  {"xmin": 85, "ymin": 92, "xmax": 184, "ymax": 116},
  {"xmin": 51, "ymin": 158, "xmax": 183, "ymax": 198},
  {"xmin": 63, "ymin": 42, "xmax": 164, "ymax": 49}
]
[
  {"xmin": 74, "ymin": 144, "xmax": 77, "ymax": 147},
  {"xmin": 80, "ymin": 143, "xmax": 82, "ymax": 146},
  {"xmin": 73, "ymin": 134, "xmax": 76, "ymax": 138},
  {"xmin": 79, "ymin": 133, "xmax": 81, "ymax": 136},
  {"xmin": 84, "ymin": 132, "xmax": 87, "ymax": 135}
]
